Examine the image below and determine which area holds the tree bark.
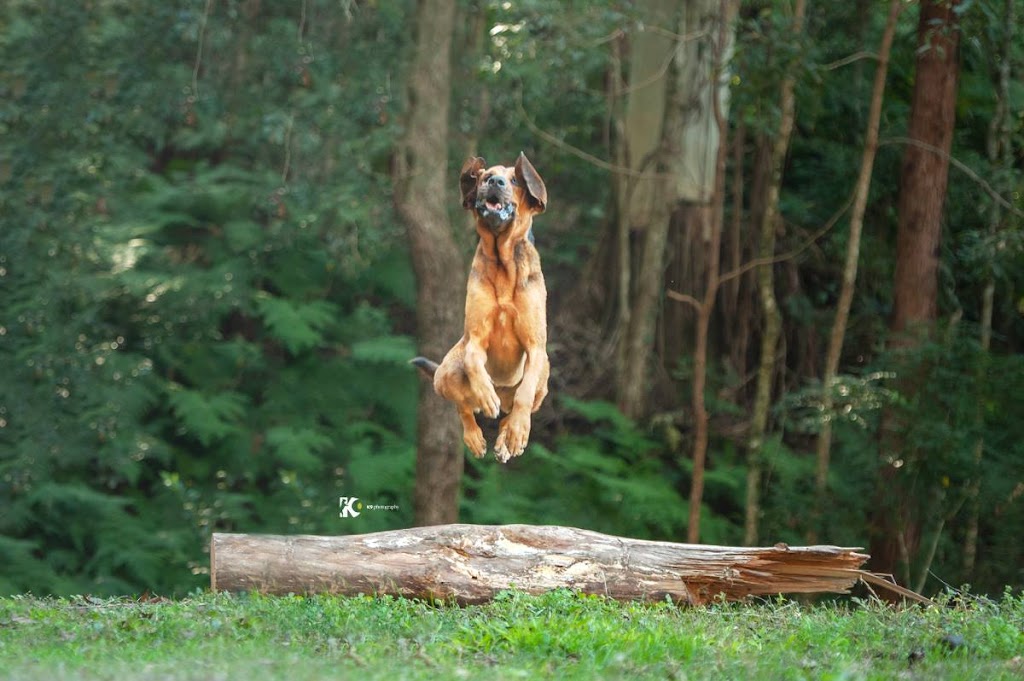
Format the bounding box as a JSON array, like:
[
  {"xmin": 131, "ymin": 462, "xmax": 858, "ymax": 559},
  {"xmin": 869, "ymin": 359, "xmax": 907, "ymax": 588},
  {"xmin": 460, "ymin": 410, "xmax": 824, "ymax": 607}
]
[
  {"xmin": 210, "ymin": 525, "xmax": 873, "ymax": 604},
  {"xmin": 613, "ymin": 0, "xmax": 738, "ymax": 420},
  {"xmin": 685, "ymin": 0, "xmax": 736, "ymax": 544},
  {"xmin": 889, "ymin": 0, "xmax": 961, "ymax": 343},
  {"xmin": 661, "ymin": 0, "xmax": 733, "ymax": 371},
  {"xmin": 870, "ymin": 0, "xmax": 962, "ymax": 581},
  {"xmin": 722, "ymin": 122, "xmax": 751, "ymax": 385},
  {"xmin": 810, "ymin": 0, "xmax": 902, "ymax": 543},
  {"xmin": 456, "ymin": 0, "xmax": 490, "ymax": 160},
  {"xmin": 744, "ymin": 0, "xmax": 805, "ymax": 547},
  {"xmin": 393, "ymin": 0, "xmax": 465, "ymax": 526},
  {"xmin": 613, "ymin": 0, "xmax": 678, "ymax": 419}
]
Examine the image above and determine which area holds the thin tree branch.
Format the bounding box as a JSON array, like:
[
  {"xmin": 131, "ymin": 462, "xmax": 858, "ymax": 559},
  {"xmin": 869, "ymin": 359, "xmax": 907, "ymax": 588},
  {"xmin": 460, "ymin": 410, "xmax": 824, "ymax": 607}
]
[
  {"xmin": 879, "ymin": 136, "xmax": 1024, "ymax": 217},
  {"xmin": 589, "ymin": 27, "xmax": 625, "ymax": 47},
  {"xmin": 665, "ymin": 290, "xmax": 703, "ymax": 311},
  {"xmin": 282, "ymin": 0, "xmax": 307, "ymax": 184},
  {"xmin": 515, "ymin": 23, "xmax": 709, "ymax": 178},
  {"xmin": 913, "ymin": 492, "xmax": 967, "ymax": 594},
  {"xmin": 281, "ymin": 114, "xmax": 294, "ymax": 183},
  {"xmin": 192, "ymin": 0, "xmax": 215, "ymax": 100},
  {"xmin": 615, "ymin": 27, "xmax": 710, "ymax": 97},
  {"xmin": 297, "ymin": 0, "xmax": 307, "ymax": 42},
  {"xmin": 515, "ymin": 88, "xmax": 656, "ymax": 178},
  {"xmin": 816, "ymin": 0, "xmax": 905, "ymax": 548},
  {"xmin": 718, "ymin": 191, "xmax": 856, "ymax": 287},
  {"xmin": 824, "ymin": 50, "xmax": 876, "ymax": 70},
  {"xmin": 643, "ymin": 23, "xmax": 710, "ymax": 44},
  {"xmin": 617, "ymin": 42, "xmax": 678, "ymax": 97}
]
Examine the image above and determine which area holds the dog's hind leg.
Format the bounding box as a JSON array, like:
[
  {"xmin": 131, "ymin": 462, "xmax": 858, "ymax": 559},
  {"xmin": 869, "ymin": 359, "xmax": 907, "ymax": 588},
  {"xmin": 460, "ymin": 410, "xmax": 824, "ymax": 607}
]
[{"xmin": 457, "ymin": 405, "xmax": 487, "ymax": 457}]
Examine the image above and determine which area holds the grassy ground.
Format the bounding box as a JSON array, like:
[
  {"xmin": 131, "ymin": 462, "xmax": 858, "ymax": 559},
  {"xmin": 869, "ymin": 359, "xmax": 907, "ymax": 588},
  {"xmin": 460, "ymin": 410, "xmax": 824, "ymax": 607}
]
[{"xmin": 1, "ymin": 590, "xmax": 1021, "ymax": 680}]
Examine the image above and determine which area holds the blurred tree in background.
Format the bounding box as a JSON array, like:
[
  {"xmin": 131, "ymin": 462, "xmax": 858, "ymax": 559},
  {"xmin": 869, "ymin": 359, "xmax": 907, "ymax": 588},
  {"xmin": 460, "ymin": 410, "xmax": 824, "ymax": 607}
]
[{"xmin": 1, "ymin": 0, "xmax": 1021, "ymax": 597}]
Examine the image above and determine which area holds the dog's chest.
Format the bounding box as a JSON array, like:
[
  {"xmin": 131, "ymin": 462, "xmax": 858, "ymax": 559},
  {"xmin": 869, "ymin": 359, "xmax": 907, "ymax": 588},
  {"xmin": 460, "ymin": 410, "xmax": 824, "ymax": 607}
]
[
  {"xmin": 484, "ymin": 298, "xmax": 524, "ymax": 377},
  {"xmin": 489, "ymin": 296, "xmax": 520, "ymax": 345},
  {"xmin": 484, "ymin": 257, "xmax": 524, "ymax": 304},
  {"xmin": 486, "ymin": 314, "xmax": 525, "ymax": 385}
]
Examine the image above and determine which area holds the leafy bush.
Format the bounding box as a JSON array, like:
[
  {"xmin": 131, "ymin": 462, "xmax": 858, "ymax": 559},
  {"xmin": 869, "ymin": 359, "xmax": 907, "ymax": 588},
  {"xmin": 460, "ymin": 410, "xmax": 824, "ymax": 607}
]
[{"xmin": 0, "ymin": 0, "xmax": 418, "ymax": 596}]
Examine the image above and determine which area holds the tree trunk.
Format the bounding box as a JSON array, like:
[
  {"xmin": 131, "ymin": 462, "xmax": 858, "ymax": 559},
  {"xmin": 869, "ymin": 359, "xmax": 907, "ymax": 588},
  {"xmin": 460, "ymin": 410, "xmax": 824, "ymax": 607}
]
[
  {"xmin": 456, "ymin": 0, "xmax": 490, "ymax": 160},
  {"xmin": 685, "ymin": 0, "xmax": 736, "ymax": 544},
  {"xmin": 722, "ymin": 123, "xmax": 752, "ymax": 387},
  {"xmin": 964, "ymin": 0, "xmax": 1013, "ymax": 579},
  {"xmin": 870, "ymin": 0, "xmax": 961, "ymax": 581},
  {"xmin": 744, "ymin": 0, "xmax": 805, "ymax": 547},
  {"xmin": 210, "ymin": 526, "xmax": 875, "ymax": 604},
  {"xmin": 889, "ymin": 0, "xmax": 961, "ymax": 343},
  {"xmin": 809, "ymin": 0, "xmax": 902, "ymax": 543},
  {"xmin": 613, "ymin": 0, "xmax": 678, "ymax": 419},
  {"xmin": 661, "ymin": 0, "xmax": 736, "ymax": 383},
  {"xmin": 393, "ymin": 0, "xmax": 465, "ymax": 526},
  {"xmin": 613, "ymin": 0, "xmax": 738, "ymax": 420},
  {"xmin": 962, "ymin": 280, "xmax": 993, "ymax": 576}
]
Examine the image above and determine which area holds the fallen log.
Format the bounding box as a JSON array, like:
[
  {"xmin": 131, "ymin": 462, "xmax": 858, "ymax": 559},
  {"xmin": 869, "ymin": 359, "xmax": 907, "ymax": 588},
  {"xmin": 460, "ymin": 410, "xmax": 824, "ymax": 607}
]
[{"xmin": 210, "ymin": 524, "xmax": 920, "ymax": 605}]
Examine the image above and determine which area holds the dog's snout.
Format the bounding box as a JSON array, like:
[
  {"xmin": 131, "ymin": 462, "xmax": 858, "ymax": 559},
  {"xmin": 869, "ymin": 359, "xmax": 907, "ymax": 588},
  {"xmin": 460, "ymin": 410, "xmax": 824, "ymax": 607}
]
[{"xmin": 487, "ymin": 176, "xmax": 507, "ymax": 189}]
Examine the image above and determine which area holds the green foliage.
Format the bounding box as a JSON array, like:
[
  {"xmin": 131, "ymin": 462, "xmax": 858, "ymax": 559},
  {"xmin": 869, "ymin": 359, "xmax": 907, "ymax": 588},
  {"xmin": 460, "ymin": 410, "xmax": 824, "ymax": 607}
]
[
  {"xmin": 783, "ymin": 371, "xmax": 902, "ymax": 435},
  {"xmin": 463, "ymin": 396, "xmax": 690, "ymax": 540},
  {"xmin": 766, "ymin": 328, "xmax": 1024, "ymax": 586},
  {"xmin": 255, "ymin": 297, "xmax": 338, "ymax": 355},
  {"xmin": 0, "ymin": 0, "xmax": 417, "ymax": 596},
  {"xmin": 870, "ymin": 331, "xmax": 1024, "ymax": 592},
  {"xmin": 1, "ymin": 0, "xmax": 1022, "ymax": 599}
]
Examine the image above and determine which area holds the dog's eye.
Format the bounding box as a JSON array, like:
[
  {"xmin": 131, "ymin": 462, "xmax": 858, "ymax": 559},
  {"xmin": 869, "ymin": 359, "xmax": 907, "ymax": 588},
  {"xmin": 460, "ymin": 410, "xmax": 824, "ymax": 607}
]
[{"xmin": 510, "ymin": 177, "xmax": 518, "ymax": 186}]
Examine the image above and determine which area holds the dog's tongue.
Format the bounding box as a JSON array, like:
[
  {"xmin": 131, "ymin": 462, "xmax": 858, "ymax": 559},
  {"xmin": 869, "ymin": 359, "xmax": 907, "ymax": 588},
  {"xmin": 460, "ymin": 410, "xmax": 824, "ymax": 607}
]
[{"xmin": 486, "ymin": 199, "xmax": 503, "ymax": 212}]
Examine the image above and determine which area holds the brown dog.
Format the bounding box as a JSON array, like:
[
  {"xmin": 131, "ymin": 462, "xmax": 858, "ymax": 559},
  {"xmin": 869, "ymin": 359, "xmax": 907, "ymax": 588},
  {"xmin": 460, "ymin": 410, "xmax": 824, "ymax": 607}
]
[{"xmin": 412, "ymin": 153, "xmax": 550, "ymax": 463}]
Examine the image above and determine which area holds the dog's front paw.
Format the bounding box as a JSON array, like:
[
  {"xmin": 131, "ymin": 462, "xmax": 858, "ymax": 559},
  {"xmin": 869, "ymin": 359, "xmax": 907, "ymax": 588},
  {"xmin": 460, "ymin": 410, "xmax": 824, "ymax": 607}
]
[
  {"xmin": 494, "ymin": 413, "xmax": 530, "ymax": 463},
  {"xmin": 469, "ymin": 378, "xmax": 502, "ymax": 419}
]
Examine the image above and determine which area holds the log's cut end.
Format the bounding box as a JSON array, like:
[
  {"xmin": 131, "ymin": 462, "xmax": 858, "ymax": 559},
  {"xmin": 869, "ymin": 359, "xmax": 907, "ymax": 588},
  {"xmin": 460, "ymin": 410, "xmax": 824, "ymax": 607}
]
[
  {"xmin": 207, "ymin": 525, "xmax": 902, "ymax": 605},
  {"xmin": 209, "ymin": 534, "xmax": 218, "ymax": 593}
]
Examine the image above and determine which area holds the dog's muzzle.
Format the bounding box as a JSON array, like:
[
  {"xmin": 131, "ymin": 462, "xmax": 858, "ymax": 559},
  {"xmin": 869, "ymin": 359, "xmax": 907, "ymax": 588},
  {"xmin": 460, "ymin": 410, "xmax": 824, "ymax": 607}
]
[{"xmin": 475, "ymin": 177, "xmax": 516, "ymax": 230}]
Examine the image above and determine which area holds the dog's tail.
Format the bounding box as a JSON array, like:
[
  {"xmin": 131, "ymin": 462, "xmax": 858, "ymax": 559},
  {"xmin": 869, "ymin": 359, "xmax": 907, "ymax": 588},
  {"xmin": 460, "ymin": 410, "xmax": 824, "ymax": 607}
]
[{"xmin": 409, "ymin": 356, "xmax": 439, "ymax": 378}]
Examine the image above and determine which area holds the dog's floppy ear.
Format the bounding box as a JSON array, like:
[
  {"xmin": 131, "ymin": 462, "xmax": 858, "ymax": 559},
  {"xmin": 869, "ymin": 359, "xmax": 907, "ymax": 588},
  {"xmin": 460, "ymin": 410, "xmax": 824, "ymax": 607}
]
[
  {"xmin": 459, "ymin": 157, "xmax": 486, "ymax": 209},
  {"xmin": 515, "ymin": 152, "xmax": 547, "ymax": 213}
]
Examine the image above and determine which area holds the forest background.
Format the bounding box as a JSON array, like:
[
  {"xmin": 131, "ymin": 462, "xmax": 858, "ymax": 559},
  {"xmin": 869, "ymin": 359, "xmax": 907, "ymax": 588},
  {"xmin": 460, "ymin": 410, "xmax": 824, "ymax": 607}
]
[{"xmin": 1, "ymin": 0, "xmax": 1021, "ymax": 598}]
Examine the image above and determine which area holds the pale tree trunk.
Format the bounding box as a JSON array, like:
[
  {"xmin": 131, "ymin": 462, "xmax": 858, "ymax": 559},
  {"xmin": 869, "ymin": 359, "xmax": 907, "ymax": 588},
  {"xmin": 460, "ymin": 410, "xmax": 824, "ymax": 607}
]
[
  {"xmin": 871, "ymin": 0, "xmax": 962, "ymax": 583},
  {"xmin": 615, "ymin": 0, "xmax": 736, "ymax": 420},
  {"xmin": 684, "ymin": 0, "xmax": 736, "ymax": 544},
  {"xmin": 393, "ymin": 0, "xmax": 465, "ymax": 526},
  {"xmin": 744, "ymin": 0, "xmax": 806, "ymax": 547},
  {"xmin": 809, "ymin": 0, "xmax": 902, "ymax": 544},
  {"xmin": 964, "ymin": 0, "xmax": 1013, "ymax": 578},
  {"xmin": 610, "ymin": 4, "xmax": 743, "ymax": 546},
  {"xmin": 661, "ymin": 0, "xmax": 735, "ymax": 370},
  {"xmin": 614, "ymin": 0, "xmax": 678, "ymax": 419}
]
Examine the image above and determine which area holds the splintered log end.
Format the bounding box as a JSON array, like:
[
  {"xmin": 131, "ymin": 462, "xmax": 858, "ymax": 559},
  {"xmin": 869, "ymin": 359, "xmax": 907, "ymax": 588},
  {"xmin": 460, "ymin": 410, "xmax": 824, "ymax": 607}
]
[
  {"xmin": 209, "ymin": 535, "xmax": 217, "ymax": 592},
  {"xmin": 208, "ymin": 525, "xmax": 899, "ymax": 605}
]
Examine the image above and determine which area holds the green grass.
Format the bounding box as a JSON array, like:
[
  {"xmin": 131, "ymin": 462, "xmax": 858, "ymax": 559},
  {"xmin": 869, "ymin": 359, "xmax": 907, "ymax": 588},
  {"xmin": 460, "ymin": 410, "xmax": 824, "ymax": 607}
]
[{"xmin": 1, "ymin": 590, "xmax": 1021, "ymax": 680}]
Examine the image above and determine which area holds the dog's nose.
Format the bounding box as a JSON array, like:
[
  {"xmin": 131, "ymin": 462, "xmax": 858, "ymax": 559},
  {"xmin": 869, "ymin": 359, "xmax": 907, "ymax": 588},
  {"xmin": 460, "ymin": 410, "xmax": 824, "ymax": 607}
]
[{"xmin": 487, "ymin": 176, "xmax": 507, "ymax": 189}]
